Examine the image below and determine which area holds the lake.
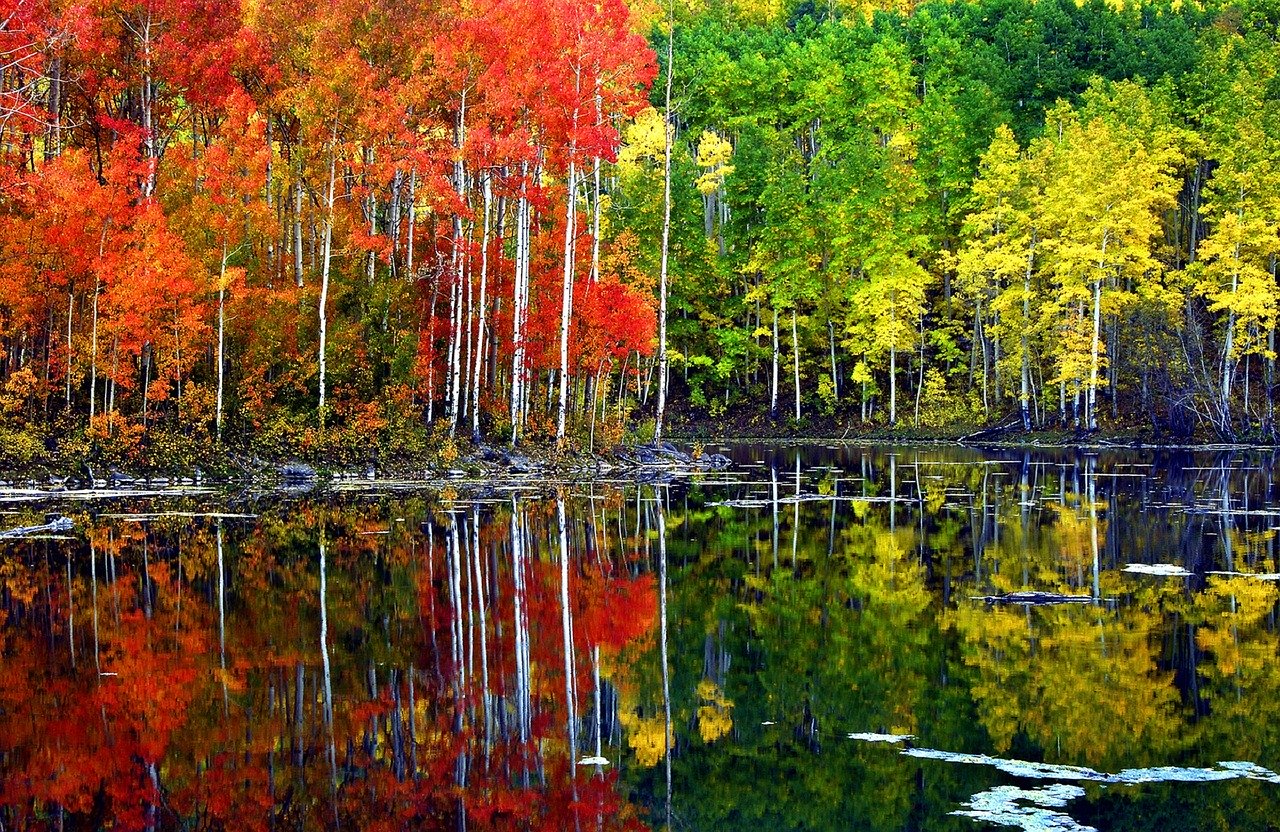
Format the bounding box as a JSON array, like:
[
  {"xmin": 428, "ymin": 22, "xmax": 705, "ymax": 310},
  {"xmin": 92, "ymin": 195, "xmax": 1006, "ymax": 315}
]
[{"xmin": 3, "ymin": 443, "xmax": 1280, "ymax": 831}]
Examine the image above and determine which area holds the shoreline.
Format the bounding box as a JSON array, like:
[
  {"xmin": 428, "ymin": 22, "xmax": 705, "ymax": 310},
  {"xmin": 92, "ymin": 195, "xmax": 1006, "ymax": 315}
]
[
  {"xmin": 680, "ymin": 434, "xmax": 1280, "ymax": 452},
  {"xmin": 0, "ymin": 442, "xmax": 735, "ymax": 504},
  {"xmin": 669, "ymin": 424, "xmax": 1280, "ymax": 452}
]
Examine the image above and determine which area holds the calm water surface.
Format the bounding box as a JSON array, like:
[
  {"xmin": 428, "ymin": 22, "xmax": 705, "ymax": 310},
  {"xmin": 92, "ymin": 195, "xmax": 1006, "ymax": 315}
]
[{"xmin": 3, "ymin": 443, "xmax": 1280, "ymax": 831}]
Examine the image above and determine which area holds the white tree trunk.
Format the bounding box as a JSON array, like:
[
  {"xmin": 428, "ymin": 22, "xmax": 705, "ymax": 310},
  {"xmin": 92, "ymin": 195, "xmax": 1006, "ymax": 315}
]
[
  {"xmin": 557, "ymin": 156, "xmax": 578, "ymax": 446},
  {"xmin": 406, "ymin": 170, "xmax": 416, "ymax": 276},
  {"xmin": 472, "ymin": 173, "xmax": 492, "ymax": 442},
  {"xmin": 216, "ymin": 245, "xmax": 227, "ymax": 440},
  {"xmin": 448, "ymin": 94, "xmax": 468, "ymax": 436},
  {"xmin": 889, "ymin": 341, "xmax": 897, "ymax": 426},
  {"xmin": 511, "ymin": 165, "xmax": 532, "ymax": 446},
  {"xmin": 89, "ymin": 278, "xmax": 99, "ymax": 420},
  {"xmin": 318, "ymin": 124, "xmax": 337, "ymax": 429},
  {"xmin": 65, "ymin": 290, "xmax": 73, "ymax": 410},
  {"xmin": 654, "ymin": 15, "xmax": 675, "ymax": 444},
  {"xmin": 792, "ymin": 308, "xmax": 800, "ymax": 420},
  {"xmin": 293, "ymin": 180, "xmax": 305, "ymax": 287},
  {"xmin": 770, "ymin": 307, "xmax": 779, "ymax": 420},
  {"xmin": 1021, "ymin": 242, "xmax": 1035, "ymax": 430},
  {"xmin": 1088, "ymin": 234, "xmax": 1108, "ymax": 432}
]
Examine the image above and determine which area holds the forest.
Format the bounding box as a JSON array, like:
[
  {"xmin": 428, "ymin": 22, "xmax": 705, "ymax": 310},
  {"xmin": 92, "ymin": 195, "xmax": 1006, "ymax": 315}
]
[{"xmin": 3, "ymin": 0, "xmax": 1280, "ymax": 468}]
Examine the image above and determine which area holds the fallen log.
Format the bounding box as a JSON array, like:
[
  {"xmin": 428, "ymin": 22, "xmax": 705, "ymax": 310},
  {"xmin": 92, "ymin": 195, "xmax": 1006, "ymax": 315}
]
[{"xmin": 959, "ymin": 413, "xmax": 1026, "ymax": 443}]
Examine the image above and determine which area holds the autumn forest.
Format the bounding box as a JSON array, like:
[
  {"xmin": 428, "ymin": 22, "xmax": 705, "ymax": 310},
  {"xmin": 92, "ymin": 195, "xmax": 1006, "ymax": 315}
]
[
  {"xmin": 5, "ymin": 446, "xmax": 1280, "ymax": 830},
  {"xmin": 4, "ymin": 0, "xmax": 1280, "ymax": 468}
]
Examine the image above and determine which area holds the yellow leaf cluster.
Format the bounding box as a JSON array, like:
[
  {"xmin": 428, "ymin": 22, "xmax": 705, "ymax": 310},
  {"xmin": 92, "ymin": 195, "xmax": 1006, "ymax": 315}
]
[{"xmin": 696, "ymin": 679, "xmax": 734, "ymax": 743}]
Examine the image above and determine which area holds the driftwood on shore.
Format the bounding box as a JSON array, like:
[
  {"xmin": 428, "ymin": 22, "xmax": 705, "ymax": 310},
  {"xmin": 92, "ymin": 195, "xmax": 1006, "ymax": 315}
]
[
  {"xmin": 474, "ymin": 442, "xmax": 733, "ymax": 478},
  {"xmin": 0, "ymin": 515, "xmax": 73, "ymax": 539},
  {"xmin": 611, "ymin": 443, "xmax": 732, "ymax": 470},
  {"xmin": 958, "ymin": 413, "xmax": 1026, "ymax": 443}
]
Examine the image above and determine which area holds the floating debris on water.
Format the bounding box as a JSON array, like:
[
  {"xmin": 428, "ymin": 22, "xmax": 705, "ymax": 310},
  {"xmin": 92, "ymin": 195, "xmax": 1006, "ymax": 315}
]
[
  {"xmin": 100, "ymin": 512, "xmax": 259, "ymax": 520},
  {"xmin": 1107, "ymin": 766, "xmax": 1237, "ymax": 784},
  {"xmin": 847, "ymin": 732, "xmax": 913, "ymax": 743},
  {"xmin": 901, "ymin": 749, "xmax": 1107, "ymax": 781},
  {"xmin": 1214, "ymin": 762, "xmax": 1280, "ymax": 784},
  {"xmin": 1207, "ymin": 571, "xmax": 1280, "ymax": 581},
  {"xmin": 1122, "ymin": 563, "xmax": 1192, "ymax": 577},
  {"xmin": 846, "ymin": 736, "xmax": 1280, "ymax": 831},
  {"xmin": 0, "ymin": 515, "xmax": 74, "ymax": 539},
  {"xmin": 954, "ymin": 784, "xmax": 1094, "ymax": 832},
  {"xmin": 972, "ymin": 592, "xmax": 1094, "ymax": 606}
]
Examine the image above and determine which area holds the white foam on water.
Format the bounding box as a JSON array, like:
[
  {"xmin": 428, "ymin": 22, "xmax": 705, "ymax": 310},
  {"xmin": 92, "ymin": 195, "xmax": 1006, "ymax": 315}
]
[{"xmin": 847, "ymin": 732, "xmax": 914, "ymax": 743}]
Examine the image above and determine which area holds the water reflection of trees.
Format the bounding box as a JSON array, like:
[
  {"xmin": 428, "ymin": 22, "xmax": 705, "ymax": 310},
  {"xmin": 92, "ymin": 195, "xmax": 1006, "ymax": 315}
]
[
  {"xmin": 660, "ymin": 446, "xmax": 1280, "ymax": 830},
  {"xmin": 2, "ymin": 446, "xmax": 1280, "ymax": 830},
  {"xmin": 0, "ymin": 494, "xmax": 664, "ymax": 830}
]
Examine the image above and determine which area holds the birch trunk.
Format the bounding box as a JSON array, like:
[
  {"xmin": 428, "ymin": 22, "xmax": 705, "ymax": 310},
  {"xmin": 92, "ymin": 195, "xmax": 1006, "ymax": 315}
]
[
  {"xmin": 557, "ymin": 153, "xmax": 578, "ymax": 446},
  {"xmin": 407, "ymin": 170, "xmax": 417, "ymax": 276},
  {"xmin": 318, "ymin": 123, "xmax": 337, "ymax": 430},
  {"xmin": 511, "ymin": 165, "xmax": 532, "ymax": 446},
  {"xmin": 448, "ymin": 93, "xmax": 468, "ymax": 436},
  {"xmin": 591, "ymin": 87, "xmax": 603, "ymax": 284},
  {"xmin": 889, "ymin": 340, "xmax": 897, "ymax": 426},
  {"xmin": 65, "ymin": 290, "xmax": 73, "ymax": 410},
  {"xmin": 770, "ymin": 307, "xmax": 779, "ymax": 420},
  {"xmin": 1088, "ymin": 234, "xmax": 1107, "ymax": 432},
  {"xmin": 654, "ymin": 10, "xmax": 675, "ymax": 444},
  {"xmin": 827, "ymin": 318, "xmax": 838, "ymax": 403},
  {"xmin": 293, "ymin": 180, "xmax": 305, "ymax": 287},
  {"xmin": 1221, "ymin": 226, "xmax": 1244, "ymax": 436},
  {"xmin": 1020, "ymin": 240, "xmax": 1035, "ymax": 431},
  {"xmin": 216, "ymin": 246, "xmax": 227, "ymax": 440},
  {"xmin": 89, "ymin": 276, "xmax": 99, "ymax": 420},
  {"xmin": 792, "ymin": 308, "xmax": 801, "ymax": 420},
  {"xmin": 472, "ymin": 173, "xmax": 492, "ymax": 442}
]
